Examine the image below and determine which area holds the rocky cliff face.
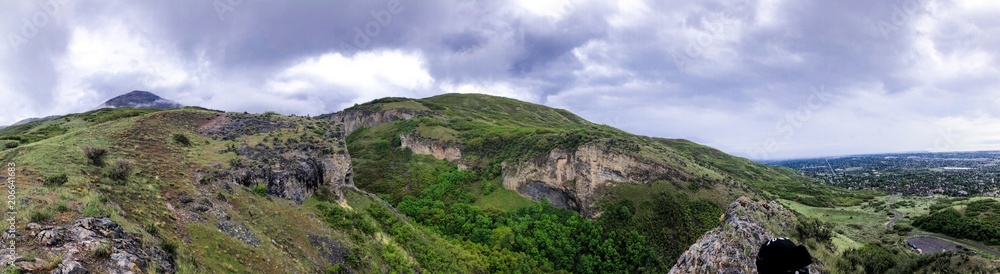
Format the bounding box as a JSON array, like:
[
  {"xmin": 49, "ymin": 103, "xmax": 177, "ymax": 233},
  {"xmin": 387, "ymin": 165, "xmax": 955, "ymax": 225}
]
[
  {"xmin": 198, "ymin": 113, "xmax": 354, "ymax": 203},
  {"xmin": 328, "ymin": 107, "xmax": 423, "ymax": 136},
  {"xmin": 400, "ymin": 133, "xmax": 462, "ymax": 162},
  {"xmin": 669, "ymin": 197, "xmax": 807, "ymax": 274},
  {"xmin": 501, "ymin": 144, "xmax": 689, "ymax": 217},
  {"xmin": 5, "ymin": 218, "xmax": 175, "ymax": 274}
]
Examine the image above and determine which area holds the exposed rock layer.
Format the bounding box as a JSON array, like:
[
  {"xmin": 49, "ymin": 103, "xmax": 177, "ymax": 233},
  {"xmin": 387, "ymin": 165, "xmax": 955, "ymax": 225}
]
[
  {"xmin": 669, "ymin": 197, "xmax": 806, "ymax": 274},
  {"xmin": 400, "ymin": 133, "xmax": 462, "ymax": 162},
  {"xmin": 501, "ymin": 144, "xmax": 688, "ymax": 217},
  {"xmin": 199, "ymin": 113, "xmax": 354, "ymax": 203},
  {"xmin": 329, "ymin": 107, "xmax": 423, "ymax": 136},
  {"xmin": 6, "ymin": 218, "xmax": 175, "ymax": 273}
]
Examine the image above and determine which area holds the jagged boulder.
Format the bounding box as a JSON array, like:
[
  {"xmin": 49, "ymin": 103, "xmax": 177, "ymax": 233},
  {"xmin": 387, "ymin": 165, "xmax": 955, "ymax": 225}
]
[
  {"xmin": 7, "ymin": 218, "xmax": 175, "ymax": 273},
  {"xmin": 669, "ymin": 197, "xmax": 808, "ymax": 274}
]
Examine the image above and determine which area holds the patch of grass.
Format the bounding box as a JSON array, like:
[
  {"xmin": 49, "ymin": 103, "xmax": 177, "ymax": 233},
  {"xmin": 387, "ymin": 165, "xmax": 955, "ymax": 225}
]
[
  {"xmin": 43, "ymin": 174, "xmax": 68, "ymax": 187},
  {"xmin": 380, "ymin": 100, "xmax": 430, "ymax": 111},
  {"xmin": 0, "ymin": 124, "xmax": 68, "ymax": 144},
  {"xmin": 251, "ymin": 184, "xmax": 267, "ymax": 197},
  {"xmin": 54, "ymin": 201, "xmax": 70, "ymax": 213},
  {"xmin": 40, "ymin": 254, "xmax": 63, "ymax": 271},
  {"xmin": 82, "ymin": 194, "xmax": 113, "ymax": 218},
  {"xmin": 84, "ymin": 107, "xmax": 159, "ymax": 125},
  {"xmin": 29, "ymin": 209, "xmax": 53, "ymax": 223},
  {"xmin": 93, "ymin": 240, "xmax": 113, "ymax": 258},
  {"xmin": 472, "ymin": 188, "xmax": 533, "ymax": 212}
]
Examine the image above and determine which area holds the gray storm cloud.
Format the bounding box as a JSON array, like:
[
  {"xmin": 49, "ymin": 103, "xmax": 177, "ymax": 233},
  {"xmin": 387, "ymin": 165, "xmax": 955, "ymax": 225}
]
[{"xmin": 1, "ymin": 0, "xmax": 998, "ymax": 159}]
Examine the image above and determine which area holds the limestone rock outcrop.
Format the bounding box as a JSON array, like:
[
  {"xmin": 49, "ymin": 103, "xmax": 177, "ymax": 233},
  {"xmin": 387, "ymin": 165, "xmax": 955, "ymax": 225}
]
[
  {"xmin": 501, "ymin": 144, "xmax": 689, "ymax": 217},
  {"xmin": 669, "ymin": 197, "xmax": 808, "ymax": 274},
  {"xmin": 329, "ymin": 107, "xmax": 424, "ymax": 136},
  {"xmin": 400, "ymin": 133, "xmax": 462, "ymax": 162}
]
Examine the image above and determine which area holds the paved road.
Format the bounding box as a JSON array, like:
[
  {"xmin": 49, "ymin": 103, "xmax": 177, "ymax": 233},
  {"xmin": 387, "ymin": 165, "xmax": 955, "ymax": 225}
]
[{"xmin": 885, "ymin": 194, "xmax": 903, "ymax": 230}]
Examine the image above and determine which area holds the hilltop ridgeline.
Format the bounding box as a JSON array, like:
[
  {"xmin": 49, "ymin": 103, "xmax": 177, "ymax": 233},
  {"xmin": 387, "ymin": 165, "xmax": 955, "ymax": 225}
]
[{"xmin": 0, "ymin": 92, "xmax": 870, "ymax": 272}]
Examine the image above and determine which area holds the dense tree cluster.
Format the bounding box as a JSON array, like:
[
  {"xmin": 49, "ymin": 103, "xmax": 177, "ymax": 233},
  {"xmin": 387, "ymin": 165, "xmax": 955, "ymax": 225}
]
[
  {"xmin": 836, "ymin": 243, "xmax": 897, "ymax": 274},
  {"xmin": 913, "ymin": 200, "xmax": 1000, "ymax": 245},
  {"xmin": 396, "ymin": 169, "xmax": 662, "ymax": 273}
]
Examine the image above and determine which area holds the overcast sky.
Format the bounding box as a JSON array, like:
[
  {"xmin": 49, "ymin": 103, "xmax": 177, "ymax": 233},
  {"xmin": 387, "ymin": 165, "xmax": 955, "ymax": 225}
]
[{"xmin": 2, "ymin": 0, "xmax": 999, "ymax": 160}]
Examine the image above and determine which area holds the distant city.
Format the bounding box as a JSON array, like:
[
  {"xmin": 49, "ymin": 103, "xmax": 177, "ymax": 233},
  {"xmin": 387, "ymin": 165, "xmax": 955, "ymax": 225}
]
[{"xmin": 770, "ymin": 151, "xmax": 1000, "ymax": 197}]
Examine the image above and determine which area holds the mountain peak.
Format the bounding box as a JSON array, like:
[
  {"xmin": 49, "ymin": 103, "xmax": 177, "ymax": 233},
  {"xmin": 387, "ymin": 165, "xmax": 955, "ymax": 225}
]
[{"xmin": 99, "ymin": 90, "xmax": 182, "ymax": 109}]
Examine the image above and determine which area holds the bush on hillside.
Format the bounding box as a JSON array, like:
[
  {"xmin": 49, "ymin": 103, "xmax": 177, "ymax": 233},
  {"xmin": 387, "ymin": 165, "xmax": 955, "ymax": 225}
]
[
  {"xmin": 83, "ymin": 146, "xmax": 108, "ymax": 166},
  {"xmin": 92, "ymin": 240, "xmax": 112, "ymax": 258},
  {"xmin": 836, "ymin": 243, "xmax": 897, "ymax": 274},
  {"xmin": 2, "ymin": 140, "xmax": 17, "ymax": 149},
  {"xmin": 796, "ymin": 216, "xmax": 834, "ymax": 243},
  {"xmin": 106, "ymin": 158, "xmax": 134, "ymax": 181},
  {"xmin": 172, "ymin": 133, "xmax": 191, "ymax": 146},
  {"xmin": 43, "ymin": 174, "xmax": 68, "ymax": 187},
  {"xmin": 251, "ymin": 184, "xmax": 268, "ymax": 197}
]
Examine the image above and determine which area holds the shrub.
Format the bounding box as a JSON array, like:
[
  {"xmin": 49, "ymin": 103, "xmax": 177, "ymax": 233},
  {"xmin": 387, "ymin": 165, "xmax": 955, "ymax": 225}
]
[
  {"xmin": 326, "ymin": 264, "xmax": 344, "ymax": 274},
  {"xmin": 161, "ymin": 240, "xmax": 178, "ymax": 256},
  {"xmin": 106, "ymin": 158, "xmax": 134, "ymax": 181},
  {"xmin": 145, "ymin": 223, "xmax": 160, "ymax": 236},
  {"xmin": 92, "ymin": 240, "xmax": 112, "ymax": 258},
  {"xmin": 837, "ymin": 243, "xmax": 896, "ymax": 273},
  {"xmin": 83, "ymin": 146, "xmax": 108, "ymax": 166},
  {"xmin": 29, "ymin": 209, "xmax": 52, "ymax": 223},
  {"xmin": 54, "ymin": 201, "xmax": 70, "ymax": 212},
  {"xmin": 251, "ymin": 184, "xmax": 267, "ymax": 197},
  {"xmin": 796, "ymin": 216, "xmax": 834, "ymax": 243},
  {"xmin": 172, "ymin": 133, "xmax": 191, "ymax": 146},
  {"xmin": 2, "ymin": 140, "xmax": 18, "ymax": 149},
  {"xmin": 43, "ymin": 174, "xmax": 68, "ymax": 187}
]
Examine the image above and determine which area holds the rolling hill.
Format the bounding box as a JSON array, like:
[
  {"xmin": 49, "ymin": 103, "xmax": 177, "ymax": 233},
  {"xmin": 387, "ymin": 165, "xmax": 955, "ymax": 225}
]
[{"xmin": 0, "ymin": 92, "xmax": 872, "ymax": 273}]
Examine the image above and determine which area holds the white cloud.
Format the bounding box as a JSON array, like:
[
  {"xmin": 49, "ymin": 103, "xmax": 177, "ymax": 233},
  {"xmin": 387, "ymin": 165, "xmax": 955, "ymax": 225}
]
[
  {"xmin": 441, "ymin": 81, "xmax": 542, "ymax": 103},
  {"xmin": 55, "ymin": 19, "xmax": 201, "ymax": 111},
  {"xmin": 3, "ymin": 0, "xmax": 1000, "ymax": 160},
  {"xmin": 754, "ymin": 0, "xmax": 785, "ymax": 27},
  {"xmin": 264, "ymin": 50, "xmax": 435, "ymax": 109},
  {"xmin": 607, "ymin": 0, "xmax": 653, "ymax": 28},
  {"xmin": 514, "ymin": 0, "xmax": 578, "ymax": 20}
]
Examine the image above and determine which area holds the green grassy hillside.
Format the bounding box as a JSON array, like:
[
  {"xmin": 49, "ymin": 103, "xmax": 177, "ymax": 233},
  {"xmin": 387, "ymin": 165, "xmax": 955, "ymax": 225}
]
[
  {"xmin": 0, "ymin": 107, "xmax": 499, "ymax": 273},
  {"xmin": 342, "ymin": 93, "xmax": 876, "ymax": 268},
  {"xmin": 0, "ymin": 94, "xmax": 879, "ymax": 273}
]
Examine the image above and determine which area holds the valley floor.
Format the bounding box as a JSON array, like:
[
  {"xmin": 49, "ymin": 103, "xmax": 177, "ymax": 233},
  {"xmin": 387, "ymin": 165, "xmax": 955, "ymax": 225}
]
[{"xmin": 779, "ymin": 194, "xmax": 1000, "ymax": 267}]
